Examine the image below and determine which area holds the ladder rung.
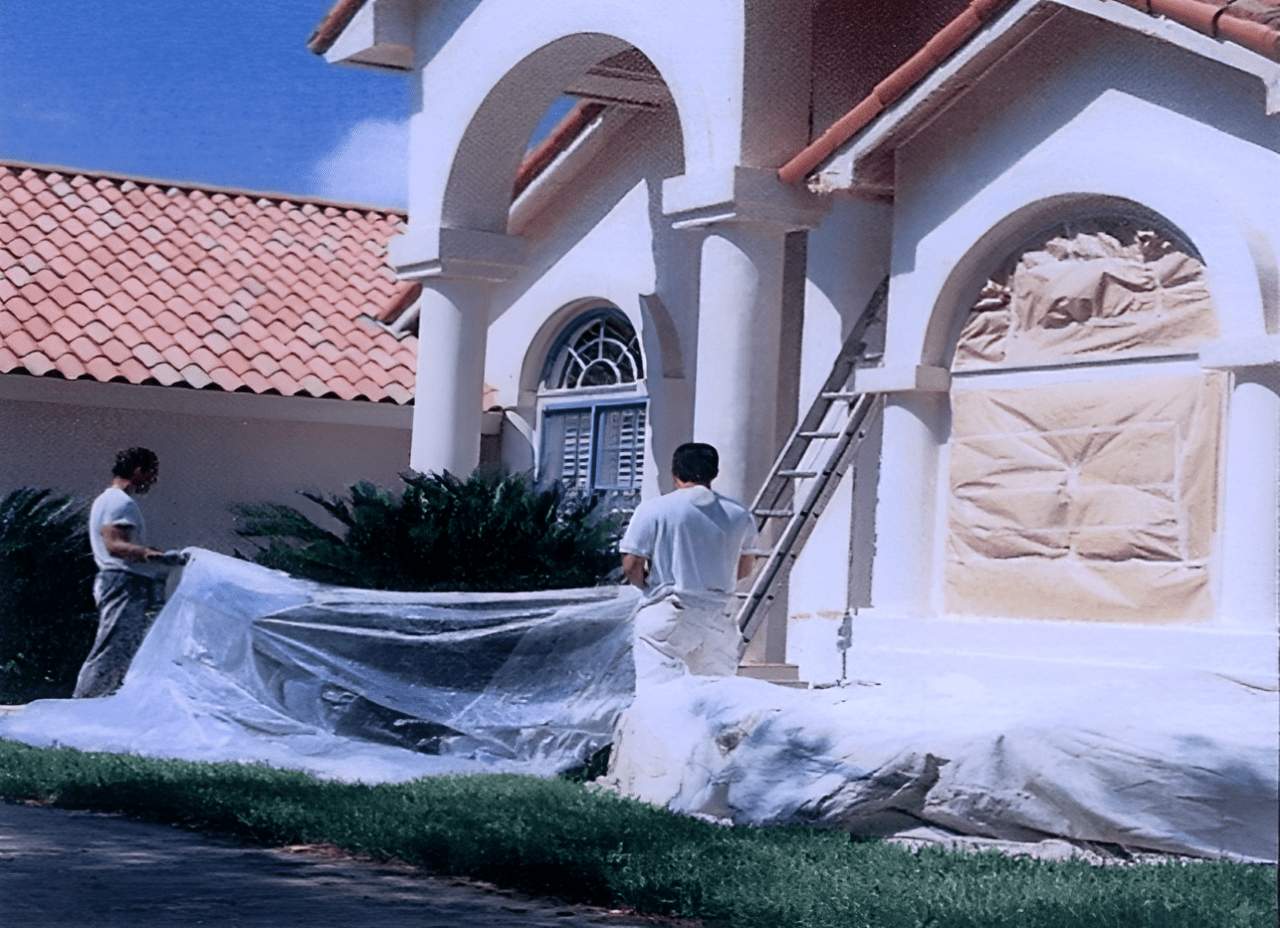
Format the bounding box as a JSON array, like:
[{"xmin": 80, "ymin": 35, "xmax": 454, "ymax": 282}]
[
  {"xmin": 820, "ymin": 390, "xmax": 859, "ymax": 400},
  {"xmin": 777, "ymin": 470, "xmax": 817, "ymax": 478},
  {"xmin": 742, "ymin": 547, "xmax": 773, "ymax": 557},
  {"xmin": 798, "ymin": 431, "xmax": 841, "ymax": 439},
  {"xmin": 753, "ymin": 508, "xmax": 794, "ymax": 518}
]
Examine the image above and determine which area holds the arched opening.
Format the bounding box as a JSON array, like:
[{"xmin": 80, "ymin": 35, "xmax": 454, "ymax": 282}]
[
  {"xmin": 536, "ymin": 307, "xmax": 647, "ymax": 517},
  {"xmin": 941, "ymin": 205, "xmax": 1224, "ymax": 624}
]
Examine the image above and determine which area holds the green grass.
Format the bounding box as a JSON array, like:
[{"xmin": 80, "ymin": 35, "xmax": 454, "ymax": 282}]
[{"xmin": 1, "ymin": 739, "xmax": 1274, "ymax": 927}]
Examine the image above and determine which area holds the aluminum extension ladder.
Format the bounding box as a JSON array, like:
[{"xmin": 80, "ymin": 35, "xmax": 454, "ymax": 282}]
[{"xmin": 733, "ymin": 278, "xmax": 888, "ymax": 647}]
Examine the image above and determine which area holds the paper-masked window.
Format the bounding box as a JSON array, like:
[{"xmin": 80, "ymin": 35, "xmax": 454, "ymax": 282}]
[
  {"xmin": 954, "ymin": 217, "xmax": 1217, "ymax": 371},
  {"xmin": 945, "ymin": 213, "xmax": 1223, "ymax": 623}
]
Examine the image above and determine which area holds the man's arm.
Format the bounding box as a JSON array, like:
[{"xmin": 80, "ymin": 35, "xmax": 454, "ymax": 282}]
[
  {"xmin": 102, "ymin": 524, "xmax": 163, "ymax": 563},
  {"xmin": 737, "ymin": 554, "xmax": 757, "ymax": 581},
  {"xmin": 621, "ymin": 553, "xmax": 648, "ymax": 589}
]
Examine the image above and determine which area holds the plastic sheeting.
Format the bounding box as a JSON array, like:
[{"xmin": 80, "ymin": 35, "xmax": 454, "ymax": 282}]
[
  {"xmin": 0, "ymin": 549, "xmax": 637, "ymax": 781},
  {"xmin": 604, "ymin": 667, "xmax": 1279, "ymax": 862},
  {"xmin": 4, "ymin": 549, "xmax": 1274, "ymax": 862},
  {"xmin": 947, "ymin": 373, "xmax": 1225, "ymax": 621},
  {"xmin": 954, "ymin": 231, "xmax": 1218, "ymax": 370}
]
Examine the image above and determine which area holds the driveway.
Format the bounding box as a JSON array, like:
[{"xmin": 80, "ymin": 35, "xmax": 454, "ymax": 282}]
[{"xmin": 0, "ymin": 801, "xmax": 700, "ymax": 927}]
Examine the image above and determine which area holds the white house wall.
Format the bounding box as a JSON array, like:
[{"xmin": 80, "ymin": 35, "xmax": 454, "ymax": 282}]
[
  {"xmin": 784, "ymin": 197, "xmax": 892, "ymax": 681},
  {"xmin": 483, "ymin": 104, "xmax": 691, "ymax": 501},
  {"xmin": 0, "ymin": 376, "xmax": 412, "ymax": 555},
  {"xmin": 835, "ymin": 16, "xmax": 1279, "ymax": 686}
]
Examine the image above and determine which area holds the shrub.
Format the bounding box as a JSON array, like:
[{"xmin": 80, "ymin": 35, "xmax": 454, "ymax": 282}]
[
  {"xmin": 233, "ymin": 470, "xmax": 619, "ymax": 592},
  {"xmin": 0, "ymin": 489, "xmax": 98, "ymax": 703}
]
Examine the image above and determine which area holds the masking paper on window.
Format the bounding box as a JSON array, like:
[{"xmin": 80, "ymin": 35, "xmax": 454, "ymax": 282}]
[
  {"xmin": 945, "ymin": 372, "xmax": 1225, "ymax": 622},
  {"xmin": 954, "ymin": 230, "xmax": 1217, "ymax": 370}
]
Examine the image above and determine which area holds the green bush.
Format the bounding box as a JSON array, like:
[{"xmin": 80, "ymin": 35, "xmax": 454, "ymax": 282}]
[
  {"xmin": 233, "ymin": 470, "xmax": 619, "ymax": 592},
  {"xmin": 0, "ymin": 489, "xmax": 98, "ymax": 703}
]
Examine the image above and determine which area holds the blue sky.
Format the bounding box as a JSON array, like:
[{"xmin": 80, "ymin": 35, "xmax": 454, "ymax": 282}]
[{"xmin": 0, "ymin": 0, "xmax": 412, "ymax": 207}]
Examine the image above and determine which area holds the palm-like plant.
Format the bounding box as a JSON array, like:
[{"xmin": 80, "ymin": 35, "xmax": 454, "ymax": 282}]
[
  {"xmin": 233, "ymin": 471, "xmax": 619, "ymax": 592},
  {"xmin": 0, "ymin": 488, "xmax": 98, "ymax": 703}
]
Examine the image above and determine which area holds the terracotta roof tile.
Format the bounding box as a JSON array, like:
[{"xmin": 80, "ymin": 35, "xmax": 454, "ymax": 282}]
[
  {"xmin": 0, "ymin": 161, "xmax": 416, "ymax": 404},
  {"xmin": 781, "ymin": 0, "xmax": 1280, "ymax": 184}
]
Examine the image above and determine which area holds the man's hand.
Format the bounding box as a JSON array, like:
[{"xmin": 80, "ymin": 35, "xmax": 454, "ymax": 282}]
[
  {"xmin": 621, "ymin": 553, "xmax": 648, "ymax": 589},
  {"xmin": 737, "ymin": 554, "xmax": 758, "ymax": 581},
  {"xmin": 101, "ymin": 524, "xmax": 163, "ymax": 563}
]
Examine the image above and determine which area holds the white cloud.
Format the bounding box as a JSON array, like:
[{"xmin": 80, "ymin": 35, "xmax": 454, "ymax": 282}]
[{"xmin": 312, "ymin": 118, "xmax": 409, "ymax": 209}]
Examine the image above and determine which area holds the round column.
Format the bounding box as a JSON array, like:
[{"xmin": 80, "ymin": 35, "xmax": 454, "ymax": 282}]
[
  {"xmin": 410, "ymin": 277, "xmax": 491, "ymax": 477},
  {"xmin": 1217, "ymin": 374, "xmax": 1280, "ymax": 630},
  {"xmin": 692, "ymin": 223, "xmax": 788, "ymax": 504}
]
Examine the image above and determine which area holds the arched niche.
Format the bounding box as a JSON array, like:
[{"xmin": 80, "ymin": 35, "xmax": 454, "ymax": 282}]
[{"xmin": 936, "ymin": 202, "xmax": 1227, "ymax": 624}]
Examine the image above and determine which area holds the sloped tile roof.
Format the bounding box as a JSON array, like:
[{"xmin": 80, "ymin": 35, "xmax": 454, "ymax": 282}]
[
  {"xmin": 781, "ymin": 0, "xmax": 1280, "ymax": 184},
  {"xmin": 0, "ymin": 162, "xmax": 417, "ymax": 404}
]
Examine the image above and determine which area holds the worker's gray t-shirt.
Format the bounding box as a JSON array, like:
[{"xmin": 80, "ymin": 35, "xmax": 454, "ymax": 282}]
[
  {"xmin": 619, "ymin": 485, "xmax": 757, "ymax": 593},
  {"xmin": 89, "ymin": 486, "xmax": 154, "ymax": 576}
]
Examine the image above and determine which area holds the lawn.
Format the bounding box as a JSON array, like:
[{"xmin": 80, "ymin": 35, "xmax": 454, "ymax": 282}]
[{"xmin": 0, "ymin": 739, "xmax": 1273, "ymax": 928}]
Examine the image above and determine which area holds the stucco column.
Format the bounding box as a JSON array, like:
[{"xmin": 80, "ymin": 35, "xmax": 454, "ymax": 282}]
[
  {"xmin": 410, "ymin": 277, "xmax": 491, "ymax": 477},
  {"xmin": 867, "ymin": 391, "xmax": 947, "ymax": 618},
  {"xmin": 1217, "ymin": 373, "xmax": 1280, "ymax": 630},
  {"xmin": 692, "ymin": 222, "xmax": 789, "ymax": 504}
]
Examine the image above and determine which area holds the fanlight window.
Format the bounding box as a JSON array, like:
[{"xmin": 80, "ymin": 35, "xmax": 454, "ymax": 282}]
[
  {"xmin": 538, "ymin": 310, "xmax": 646, "ymax": 516},
  {"xmin": 545, "ymin": 314, "xmax": 644, "ymax": 390}
]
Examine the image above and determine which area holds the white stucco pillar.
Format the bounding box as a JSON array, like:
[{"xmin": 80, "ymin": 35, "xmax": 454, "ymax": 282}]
[
  {"xmin": 1217, "ymin": 374, "xmax": 1280, "ymax": 630},
  {"xmin": 692, "ymin": 223, "xmax": 788, "ymax": 504},
  {"xmin": 867, "ymin": 391, "xmax": 947, "ymax": 618},
  {"xmin": 410, "ymin": 278, "xmax": 491, "ymax": 477}
]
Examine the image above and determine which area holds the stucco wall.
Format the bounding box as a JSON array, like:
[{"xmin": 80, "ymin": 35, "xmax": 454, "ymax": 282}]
[
  {"xmin": 806, "ymin": 14, "xmax": 1280, "ymax": 685},
  {"xmin": 0, "ymin": 376, "xmax": 412, "ymax": 555}
]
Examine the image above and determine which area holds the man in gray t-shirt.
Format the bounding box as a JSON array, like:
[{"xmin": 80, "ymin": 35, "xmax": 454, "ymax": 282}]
[
  {"xmin": 618, "ymin": 443, "xmax": 757, "ymax": 686},
  {"xmin": 74, "ymin": 447, "xmax": 173, "ymax": 698}
]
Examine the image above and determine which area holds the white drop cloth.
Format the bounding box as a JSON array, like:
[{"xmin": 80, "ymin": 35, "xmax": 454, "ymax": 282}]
[{"xmin": 604, "ymin": 669, "xmax": 1278, "ymax": 862}]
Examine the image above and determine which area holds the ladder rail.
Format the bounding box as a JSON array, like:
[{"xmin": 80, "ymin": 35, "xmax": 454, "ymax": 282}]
[
  {"xmin": 738, "ymin": 393, "xmax": 882, "ymax": 639},
  {"xmin": 746, "ymin": 278, "xmax": 888, "ymax": 522},
  {"xmin": 733, "ymin": 276, "xmax": 889, "ymax": 647}
]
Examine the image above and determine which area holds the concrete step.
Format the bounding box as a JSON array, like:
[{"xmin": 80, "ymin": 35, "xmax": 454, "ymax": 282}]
[{"xmin": 736, "ymin": 663, "xmax": 808, "ymax": 688}]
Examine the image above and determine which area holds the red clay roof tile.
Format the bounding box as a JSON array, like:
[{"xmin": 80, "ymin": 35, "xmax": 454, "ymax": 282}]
[
  {"xmin": 1, "ymin": 161, "xmax": 416, "ymax": 404},
  {"xmin": 781, "ymin": 0, "xmax": 1280, "ymax": 184}
]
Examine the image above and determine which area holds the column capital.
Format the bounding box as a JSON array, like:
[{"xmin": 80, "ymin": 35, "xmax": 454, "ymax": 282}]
[
  {"xmin": 389, "ymin": 226, "xmax": 525, "ymax": 282},
  {"xmin": 662, "ymin": 165, "xmax": 828, "ymax": 231}
]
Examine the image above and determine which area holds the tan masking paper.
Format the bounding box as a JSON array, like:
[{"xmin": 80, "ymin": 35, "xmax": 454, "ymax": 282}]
[
  {"xmin": 955, "ymin": 234, "xmax": 1218, "ymax": 370},
  {"xmin": 946, "ymin": 372, "xmax": 1226, "ymax": 622}
]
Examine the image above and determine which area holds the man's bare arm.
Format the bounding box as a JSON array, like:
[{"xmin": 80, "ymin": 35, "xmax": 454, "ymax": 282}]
[
  {"xmin": 621, "ymin": 553, "xmax": 648, "ymax": 589},
  {"xmin": 101, "ymin": 524, "xmax": 162, "ymax": 563},
  {"xmin": 737, "ymin": 554, "xmax": 757, "ymax": 581}
]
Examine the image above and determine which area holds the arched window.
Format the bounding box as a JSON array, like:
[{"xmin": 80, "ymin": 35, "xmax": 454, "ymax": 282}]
[
  {"xmin": 944, "ymin": 209, "xmax": 1223, "ymax": 623},
  {"xmin": 537, "ymin": 309, "xmax": 646, "ymax": 514}
]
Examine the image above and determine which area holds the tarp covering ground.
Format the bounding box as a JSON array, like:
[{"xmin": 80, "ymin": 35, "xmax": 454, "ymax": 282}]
[
  {"xmin": 1, "ymin": 548, "xmax": 1274, "ymax": 861},
  {"xmin": 0, "ymin": 549, "xmax": 637, "ymax": 780}
]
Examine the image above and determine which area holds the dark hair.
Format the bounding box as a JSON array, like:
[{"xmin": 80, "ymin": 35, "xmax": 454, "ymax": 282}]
[
  {"xmin": 112, "ymin": 447, "xmax": 158, "ymax": 479},
  {"xmin": 672, "ymin": 442, "xmax": 718, "ymax": 484}
]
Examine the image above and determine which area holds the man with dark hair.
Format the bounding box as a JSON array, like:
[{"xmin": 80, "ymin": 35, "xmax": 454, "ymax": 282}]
[
  {"xmin": 618, "ymin": 442, "xmax": 757, "ymax": 686},
  {"xmin": 74, "ymin": 447, "xmax": 179, "ymax": 698}
]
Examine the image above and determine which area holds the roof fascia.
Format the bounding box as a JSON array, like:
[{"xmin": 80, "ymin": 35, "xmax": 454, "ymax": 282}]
[
  {"xmin": 317, "ymin": 0, "xmax": 416, "ymax": 72},
  {"xmin": 811, "ymin": 0, "xmax": 1280, "ymax": 196}
]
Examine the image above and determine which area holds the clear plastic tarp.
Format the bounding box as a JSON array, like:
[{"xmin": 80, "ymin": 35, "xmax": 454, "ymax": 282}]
[{"xmin": 0, "ymin": 549, "xmax": 637, "ymax": 781}]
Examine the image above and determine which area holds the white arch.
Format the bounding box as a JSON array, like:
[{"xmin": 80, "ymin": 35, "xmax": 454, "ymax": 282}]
[
  {"xmin": 398, "ymin": 0, "xmax": 754, "ymax": 269},
  {"xmin": 886, "ymin": 105, "xmax": 1277, "ymax": 375}
]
